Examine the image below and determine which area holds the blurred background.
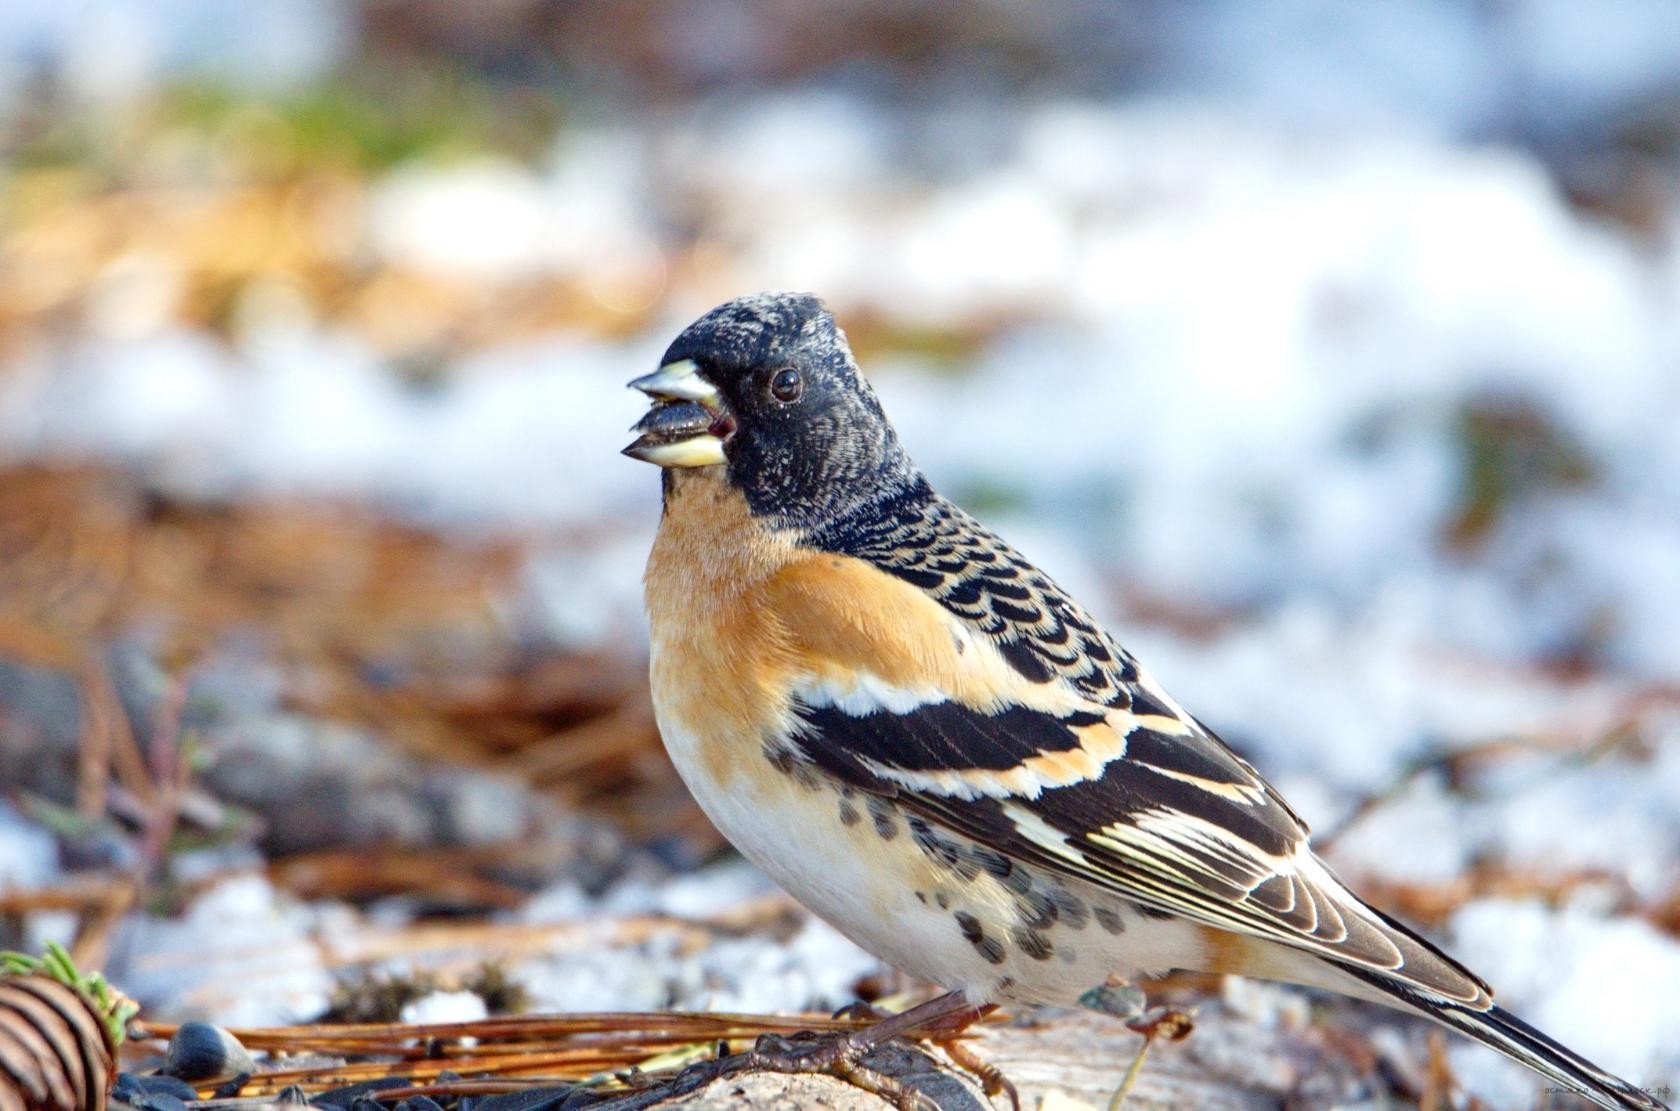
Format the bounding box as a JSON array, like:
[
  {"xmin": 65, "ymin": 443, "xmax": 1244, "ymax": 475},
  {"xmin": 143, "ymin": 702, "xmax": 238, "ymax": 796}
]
[{"xmin": 1, "ymin": 1, "xmax": 1678, "ymax": 1106}]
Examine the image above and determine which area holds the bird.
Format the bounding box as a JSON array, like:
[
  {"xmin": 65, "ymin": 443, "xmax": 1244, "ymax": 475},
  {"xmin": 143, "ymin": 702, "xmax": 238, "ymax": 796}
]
[{"xmin": 623, "ymin": 291, "xmax": 1670, "ymax": 1111}]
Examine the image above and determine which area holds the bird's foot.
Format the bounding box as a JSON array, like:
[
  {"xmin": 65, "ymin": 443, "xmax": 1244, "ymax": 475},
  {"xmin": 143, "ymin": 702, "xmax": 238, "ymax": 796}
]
[
  {"xmin": 719, "ymin": 994, "xmax": 1019, "ymax": 1110},
  {"xmin": 729, "ymin": 1028, "xmax": 935, "ymax": 1111},
  {"xmin": 1107, "ymin": 1006, "xmax": 1195, "ymax": 1111}
]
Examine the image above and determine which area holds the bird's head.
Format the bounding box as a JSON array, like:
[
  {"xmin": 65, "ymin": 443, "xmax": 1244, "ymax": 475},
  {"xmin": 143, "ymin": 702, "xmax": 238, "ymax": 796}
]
[{"xmin": 624, "ymin": 292, "xmax": 916, "ymax": 528}]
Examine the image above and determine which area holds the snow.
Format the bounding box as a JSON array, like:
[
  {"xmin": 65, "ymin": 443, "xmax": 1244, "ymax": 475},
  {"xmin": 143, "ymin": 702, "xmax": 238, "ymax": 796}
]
[
  {"xmin": 0, "ymin": 327, "xmax": 655, "ymax": 530},
  {"xmin": 1322, "ymin": 774, "xmax": 1470, "ymax": 886},
  {"xmin": 685, "ymin": 917, "xmax": 880, "ymax": 1014},
  {"xmin": 400, "ymin": 989, "xmax": 489, "ymax": 1026},
  {"xmin": 369, "ymin": 149, "xmax": 663, "ymax": 286},
  {"xmin": 1448, "ymin": 899, "xmax": 1680, "ymax": 1100},
  {"xmin": 1120, "ymin": 599, "xmax": 1629, "ymax": 798},
  {"xmin": 116, "ymin": 874, "xmax": 335, "ymax": 1026},
  {"xmin": 1475, "ymin": 719, "xmax": 1680, "ymax": 900},
  {"xmin": 604, "ymin": 858, "xmax": 778, "ymax": 920},
  {"xmin": 513, "ymin": 905, "xmax": 880, "ymax": 1015},
  {"xmin": 0, "ymin": 800, "xmax": 59, "ymax": 892},
  {"xmin": 1154, "ymin": 0, "xmax": 1680, "ymax": 139},
  {"xmin": 510, "ymin": 859, "xmax": 880, "ymax": 1014}
]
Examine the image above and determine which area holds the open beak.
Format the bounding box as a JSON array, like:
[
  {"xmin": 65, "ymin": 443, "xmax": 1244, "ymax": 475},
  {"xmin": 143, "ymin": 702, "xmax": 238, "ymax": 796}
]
[{"xmin": 623, "ymin": 359, "xmax": 732, "ymax": 467}]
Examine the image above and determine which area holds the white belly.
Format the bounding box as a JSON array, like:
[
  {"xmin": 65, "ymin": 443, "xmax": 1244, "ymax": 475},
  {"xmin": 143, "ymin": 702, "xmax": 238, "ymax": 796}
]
[{"xmin": 650, "ymin": 687, "xmax": 1208, "ymax": 1005}]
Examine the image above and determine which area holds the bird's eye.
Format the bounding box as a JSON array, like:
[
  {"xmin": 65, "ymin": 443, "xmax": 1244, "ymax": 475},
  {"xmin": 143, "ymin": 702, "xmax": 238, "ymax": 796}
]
[{"xmin": 769, "ymin": 367, "xmax": 803, "ymax": 403}]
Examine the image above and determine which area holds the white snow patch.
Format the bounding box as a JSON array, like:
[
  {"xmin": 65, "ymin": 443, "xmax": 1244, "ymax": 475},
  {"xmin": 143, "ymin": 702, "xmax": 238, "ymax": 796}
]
[
  {"xmin": 117, "ymin": 874, "xmax": 334, "ymax": 1026},
  {"xmin": 1323, "ymin": 775, "xmax": 1469, "ymax": 885},
  {"xmin": 0, "ymin": 802, "xmax": 58, "ymax": 892},
  {"xmin": 400, "ymin": 989, "xmax": 488, "ymax": 1026},
  {"xmin": 1447, "ymin": 899, "xmax": 1680, "ymax": 1100}
]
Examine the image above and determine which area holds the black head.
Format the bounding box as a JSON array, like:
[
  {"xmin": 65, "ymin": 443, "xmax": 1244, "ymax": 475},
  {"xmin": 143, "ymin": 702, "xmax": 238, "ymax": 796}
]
[{"xmin": 625, "ymin": 292, "xmax": 921, "ymax": 528}]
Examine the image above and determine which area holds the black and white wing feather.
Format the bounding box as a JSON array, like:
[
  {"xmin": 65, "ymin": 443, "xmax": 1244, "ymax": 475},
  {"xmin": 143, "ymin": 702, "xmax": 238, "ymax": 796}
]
[{"xmin": 799, "ymin": 490, "xmax": 1489, "ymax": 1005}]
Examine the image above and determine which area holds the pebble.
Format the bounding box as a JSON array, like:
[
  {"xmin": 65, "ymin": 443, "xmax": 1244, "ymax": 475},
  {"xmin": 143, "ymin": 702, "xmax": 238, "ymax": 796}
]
[{"xmin": 162, "ymin": 1019, "xmax": 256, "ymax": 1080}]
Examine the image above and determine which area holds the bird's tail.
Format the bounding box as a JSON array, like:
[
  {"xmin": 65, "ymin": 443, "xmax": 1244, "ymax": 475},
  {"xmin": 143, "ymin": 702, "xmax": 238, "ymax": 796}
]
[{"xmin": 1338, "ymin": 965, "xmax": 1670, "ymax": 1111}]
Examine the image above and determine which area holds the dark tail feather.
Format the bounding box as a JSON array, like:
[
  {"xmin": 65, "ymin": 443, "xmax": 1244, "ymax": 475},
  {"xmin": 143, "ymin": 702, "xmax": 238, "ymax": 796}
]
[{"xmin": 1338, "ymin": 966, "xmax": 1670, "ymax": 1111}]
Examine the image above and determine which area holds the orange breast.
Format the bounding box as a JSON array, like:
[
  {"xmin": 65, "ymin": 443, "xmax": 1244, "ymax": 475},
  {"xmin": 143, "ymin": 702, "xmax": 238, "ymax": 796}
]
[{"xmin": 642, "ymin": 470, "xmax": 1089, "ymax": 788}]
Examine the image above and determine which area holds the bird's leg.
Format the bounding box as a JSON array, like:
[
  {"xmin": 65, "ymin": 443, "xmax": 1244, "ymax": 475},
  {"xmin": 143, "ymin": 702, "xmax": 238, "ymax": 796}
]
[
  {"xmin": 728, "ymin": 990, "xmax": 1017, "ymax": 1110},
  {"xmin": 928, "ymin": 1021, "xmax": 1019, "ymax": 1111},
  {"xmin": 844, "ymin": 988, "xmax": 986, "ymax": 1045},
  {"xmin": 1107, "ymin": 1006, "xmax": 1195, "ymax": 1111}
]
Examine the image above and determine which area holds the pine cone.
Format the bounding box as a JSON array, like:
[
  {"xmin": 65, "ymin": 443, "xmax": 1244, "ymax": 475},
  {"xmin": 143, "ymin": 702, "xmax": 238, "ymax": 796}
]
[{"xmin": 0, "ymin": 946, "xmax": 131, "ymax": 1111}]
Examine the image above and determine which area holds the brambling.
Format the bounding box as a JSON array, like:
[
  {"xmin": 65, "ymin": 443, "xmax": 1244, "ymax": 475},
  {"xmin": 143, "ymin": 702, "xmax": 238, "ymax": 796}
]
[{"xmin": 625, "ymin": 292, "xmax": 1668, "ymax": 1111}]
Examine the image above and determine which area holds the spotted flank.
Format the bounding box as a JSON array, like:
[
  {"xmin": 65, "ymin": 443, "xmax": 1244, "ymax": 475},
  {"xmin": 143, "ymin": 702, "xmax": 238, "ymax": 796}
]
[{"xmin": 836, "ymin": 784, "xmax": 1192, "ymax": 1002}]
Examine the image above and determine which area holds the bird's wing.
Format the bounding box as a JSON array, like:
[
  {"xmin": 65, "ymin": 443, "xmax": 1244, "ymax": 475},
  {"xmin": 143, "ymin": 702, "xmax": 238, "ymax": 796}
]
[{"xmin": 783, "ymin": 493, "xmax": 1489, "ymax": 1006}]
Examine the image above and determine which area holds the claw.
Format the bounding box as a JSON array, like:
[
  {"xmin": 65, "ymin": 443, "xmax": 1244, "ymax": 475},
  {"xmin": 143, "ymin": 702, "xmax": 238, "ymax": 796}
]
[{"xmin": 935, "ymin": 1033, "xmax": 1020, "ymax": 1111}]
